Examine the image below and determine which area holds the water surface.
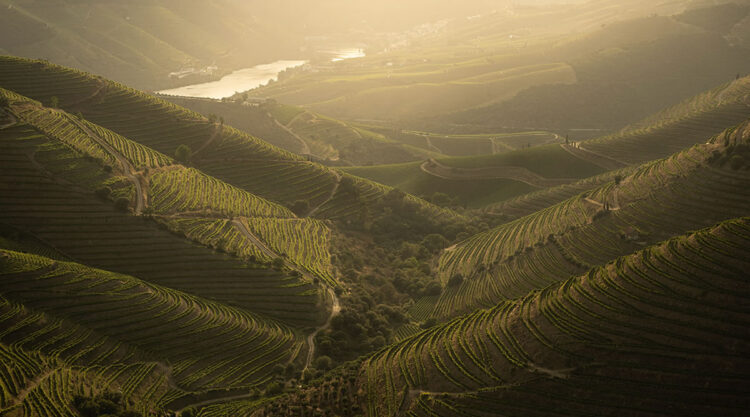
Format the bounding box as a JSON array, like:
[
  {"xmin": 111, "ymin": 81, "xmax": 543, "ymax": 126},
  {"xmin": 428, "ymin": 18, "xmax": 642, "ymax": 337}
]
[{"xmin": 157, "ymin": 60, "xmax": 306, "ymax": 99}]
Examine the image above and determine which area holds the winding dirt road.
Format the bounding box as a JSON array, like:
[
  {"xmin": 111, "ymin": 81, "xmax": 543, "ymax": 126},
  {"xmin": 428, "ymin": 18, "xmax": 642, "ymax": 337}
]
[
  {"xmin": 420, "ymin": 158, "xmax": 576, "ymax": 188},
  {"xmin": 307, "ymin": 171, "xmax": 342, "ymax": 217},
  {"xmin": 560, "ymin": 143, "xmax": 628, "ymax": 171},
  {"xmin": 231, "ymin": 218, "xmax": 341, "ymax": 380},
  {"xmin": 303, "ymin": 288, "xmax": 341, "ymax": 374},
  {"xmin": 269, "ymin": 112, "xmax": 311, "ymax": 155},
  {"xmin": 64, "ymin": 112, "xmax": 147, "ymax": 214}
]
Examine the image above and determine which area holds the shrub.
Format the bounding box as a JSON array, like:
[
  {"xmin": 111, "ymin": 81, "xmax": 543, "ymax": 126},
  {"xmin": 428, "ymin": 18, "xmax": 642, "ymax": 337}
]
[
  {"xmin": 448, "ymin": 274, "xmax": 464, "ymax": 287},
  {"xmin": 266, "ymin": 382, "xmax": 283, "ymax": 395},
  {"xmin": 175, "ymin": 144, "xmax": 192, "ymax": 163},
  {"xmin": 423, "ymin": 281, "xmax": 442, "ymax": 296},
  {"xmin": 95, "ymin": 186, "xmax": 112, "ymax": 200},
  {"xmin": 114, "ymin": 197, "xmax": 130, "ymax": 212},
  {"xmin": 315, "ymin": 355, "xmax": 333, "ymax": 371}
]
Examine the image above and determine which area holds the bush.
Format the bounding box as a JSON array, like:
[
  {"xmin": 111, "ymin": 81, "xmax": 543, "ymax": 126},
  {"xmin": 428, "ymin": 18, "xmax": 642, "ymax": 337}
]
[
  {"xmin": 421, "ymin": 318, "xmax": 438, "ymax": 329},
  {"xmin": 448, "ymin": 274, "xmax": 464, "ymax": 287},
  {"xmin": 423, "ymin": 281, "xmax": 442, "ymax": 296},
  {"xmin": 175, "ymin": 144, "xmax": 192, "ymax": 163},
  {"xmin": 265, "ymin": 382, "xmax": 283, "ymax": 395},
  {"xmin": 314, "ymin": 355, "xmax": 333, "ymax": 370},
  {"xmin": 95, "ymin": 186, "xmax": 112, "ymax": 200},
  {"xmin": 114, "ymin": 197, "xmax": 130, "ymax": 212}
]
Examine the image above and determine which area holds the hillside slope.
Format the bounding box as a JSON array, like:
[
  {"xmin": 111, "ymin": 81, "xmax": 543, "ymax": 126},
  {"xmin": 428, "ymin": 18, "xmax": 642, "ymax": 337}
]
[
  {"xmin": 434, "ymin": 119, "xmax": 750, "ymax": 318},
  {"xmin": 347, "ymin": 75, "xmax": 750, "ymax": 209},
  {"xmin": 0, "ymin": 87, "xmax": 331, "ymax": 327},
  {"xmin": 0, "ymin": 56, "xmax": 461, "ymax": 229},
  {"xmin": 259, "ymin": 216, "xmax": 750, "ymax": 416},
  {"xmin": 0, "ymin": 249, "xmax": 303, "ymax": 414}
]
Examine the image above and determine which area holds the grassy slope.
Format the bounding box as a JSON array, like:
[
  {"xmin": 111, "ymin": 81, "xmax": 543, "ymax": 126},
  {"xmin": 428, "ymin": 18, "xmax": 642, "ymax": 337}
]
[
  {"xmin": 0, "ymin": 56, "xmax": 461, "ymax": 227},
  {"xmin": 259, "ymin": 216, "xmax": 750, "ymax": 417},
  {"xmin": 0, "ymin": 88, "xmax": 329, "ymax": 327},
  {"xmin": 434, "ymin": 120, "xmax": 750, "ymax": 319},
  {"xmin": 345, "ymin": 74, "xmax": 750, "ymax": 210}
]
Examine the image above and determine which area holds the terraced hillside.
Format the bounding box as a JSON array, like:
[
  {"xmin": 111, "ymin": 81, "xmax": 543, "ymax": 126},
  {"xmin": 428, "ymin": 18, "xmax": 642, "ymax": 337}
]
[
  {"xmin": 0, "ymin": 56, "xmax": 459, "ymax": 227},
  {"xmin": 0, "ymin": 88, "xmax": 330, "ymax": 327},
  {"xmin": 261, "ymin": 217, "xmax": 750, "ymax": 416},
  {"xmin": 434, "ymin": 120, "xmax": 750, "ymax": 318},
  {"xmin": 0, "ymin": 250, "xmax": 304, "ymax": 414},
  {"xmin": 347, "ymin": 75, "xmax": 750, "ymax": 209}
]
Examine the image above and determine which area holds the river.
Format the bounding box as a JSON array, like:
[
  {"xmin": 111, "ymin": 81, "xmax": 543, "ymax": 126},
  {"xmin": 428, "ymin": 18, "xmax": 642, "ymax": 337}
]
[
  {"xmin": 156, "ymin": 60, "xmax": 306, "ymax": 99},
  {"xmin": 157, "ymin": 48, "xmax": 366, "ymax": 99}
]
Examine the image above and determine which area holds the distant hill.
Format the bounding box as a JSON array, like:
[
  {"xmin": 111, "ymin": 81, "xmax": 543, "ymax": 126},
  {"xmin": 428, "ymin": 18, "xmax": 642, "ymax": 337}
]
[
  {"xmin": 0, "ymin": 0, "xmax": 303, "ymax": 90},
  {"xmin": 345, "ymin": 75, "xmax": 750, "ymax": 208},
  {"xmin": 247, "ymin": 2, "xmax": 749, "ymax": 133}
]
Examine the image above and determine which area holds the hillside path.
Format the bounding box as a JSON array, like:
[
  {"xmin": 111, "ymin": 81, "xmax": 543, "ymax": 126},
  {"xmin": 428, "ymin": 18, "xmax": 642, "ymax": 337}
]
[
  {"xmin": 63, "ymin": 112, "xmax": 146, "ymax": 214},
  {"xmin": 285, "ymin": 110, "xmax": 309, "ymax": 127},
  {"xmin": 303, "ymin": 288, "xmax": 341, "ymax": 375},
  {"xmin": 420, "ymin": 158, "xmax": 576, "ymax": 188},
  {"xmin": 7, "ymin": 368, "xmax": 56, "ymax": 408},
  {"xmin": 192, "ymin": 124, "xmax": 222, "ymax": 157},
  {"xmin": 307, "ymin": 171, "xmax": 342, "ymax": 217},
  {"xmin": 560, "ymin": 143, "xmax": 628, "ymax": 171},
  {"xmin": 424, "ymin": 136, "xmax": 443, "ymax": 154},
  {"xmin": 269, "ymin": 112, "xmax": 311, "ymax": 155},
  {"xmin": 175, "ymin": 393, "xmax": 257, "ymax": 416},
  {"xmin": 231, "ymin": 217, "xmax": 340, "ymax": 379},
  {"xmin": 0, "ymin": 111, "xmax": 17, "ymax": 129}
]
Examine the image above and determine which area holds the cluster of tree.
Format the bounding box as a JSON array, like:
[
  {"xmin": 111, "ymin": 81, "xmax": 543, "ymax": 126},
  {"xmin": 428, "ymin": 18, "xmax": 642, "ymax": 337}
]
[{"xmin": 72, "ymin": 392, "xmax": 141, "ymax": 417}]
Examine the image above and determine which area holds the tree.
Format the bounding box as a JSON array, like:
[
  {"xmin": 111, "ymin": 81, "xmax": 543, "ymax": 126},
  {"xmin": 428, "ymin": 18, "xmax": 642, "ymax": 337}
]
[
  {"xmin": 265, "ymin": 382, "xmax": 283, "ymax": 395},
  {"xmin": 49, "ymin": 96, "xmax": 59, "ymax": 108},
  {"xmin": 0, "ymin": 96, "xmax": 8, "ymax": 108},
  {"xmin": 208, "ymin": 114, "xmax": 218, "ymax": 124},
  {"xmin": 448, "ymin": 273, "xmax": 464, "ymax": 287},
  {"xmin": 314, "ymin": 355, "xmax": 333, "ymax": 371},
  {"xmin": 175, "ymin": 144, "xmax": 192, "ymax": 163},
  {"xmin": 614, "ymin": 175, "xmax": 622, "ymax": 185},
  {"xmin": 114, "ymin": 197, "xmax": 130, "ymax": 212}
]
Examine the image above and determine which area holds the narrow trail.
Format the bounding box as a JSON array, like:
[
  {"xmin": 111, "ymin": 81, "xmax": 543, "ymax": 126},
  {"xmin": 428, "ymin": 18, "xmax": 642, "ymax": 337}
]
[
  {"xmin": 232, "ymin": 218, "xmax": 340, "ymax": 380},
  {"xmin": 192, "ymin": 124, "xmax": 222, "ymax": 157},
  {"xmin": 0, "ymin": 111, "xmax": 17, "ymax": 129},
  {"xmin": 424, "ymin": 136, "xmax": 443, "ymax": 154},
  {"xmin": 420, "ymin": 158, "xmax": 576, "ymax": 188},
  {"xmin": 560, "ymin": 143, "xmax": 628, "ymax": 171},
  {"xmin": 231, "ymin": 218, "xmax": 279, "ymax": 261},
  {"xmin": 303, "ymin": 288, "xmax": 340, "ymax": 374},
  {"xmin": 307, "ymin": 171, "xmax": 342, "ymax": 217},
  {"xmin": 63, "ymin": 112, "xmax": 146, "ymax": 214},
  {"xmin": 175, "ymin": 393, "xmax": 257, "ymax": 416},
  {"xmin": 583, "ymin": 186, "xmax": 621, "ymax": 211},
  {"xmin": 285, "ymin": 110, "xmax": 308, "ymax": 128},
  {"xmin": 268, "ymin": 112, "xmax": 311, "ymax": 155},
  {"xmin": 7, "ymin": 368, "xmax": 56, "ymax": 408},
  {"xmin": 67, "ymin": 81, "xmax": 107, "ymax": 107}
]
